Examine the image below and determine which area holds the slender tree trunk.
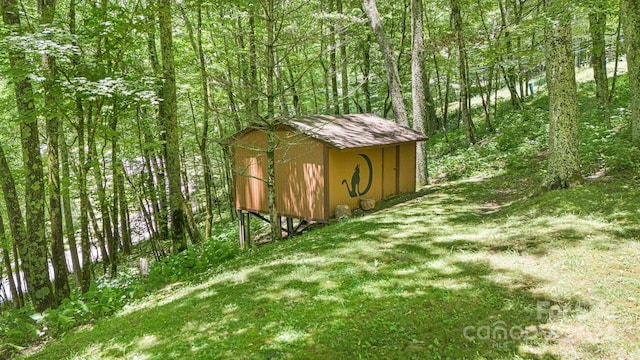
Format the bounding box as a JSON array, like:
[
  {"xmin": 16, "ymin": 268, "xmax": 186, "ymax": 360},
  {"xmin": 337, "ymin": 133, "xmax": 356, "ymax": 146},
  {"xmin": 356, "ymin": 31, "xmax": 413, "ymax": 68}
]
[
  {"xmin": 145, "ymin": 3, "xmax": 169, "ymax": 242},
  {"xmin": 363, "ymin": 0, "xmax": 408, "ymax": 126},
  {"xmin": 423, "ymin": 72, "xmax": 438, "ymax": 135},
  {"xmin": 76, "ymin": 100, "xmax": 92, "ymax": 292},
  {"xmin": 0, "ymin": 218, "xmax": 21, "ymax": 308},
  {"xmin": 265, "ymin": 0, "xmax": 282, "ymax": 242},
  {"xmin": 68, "ymin": 0, "xmax": 91, "ymax": 292},
  {"xmin": 337, "ymin": 0, "xmax": 349, "ymax": 114},
  {"xmin": 274, "ymin": 49, "xmax": 289, "ymax": 117},
  {"xmin": 285, "ymin": 58, "xmax": 301, "ymax": 116},
  {"xmin": 109, "ymin": 114, "xmax": 120, "ymax": 275},
  {"xmin": 542, "ymin": 0, "xmax": 582, "ymax": 190},
  {"xmin": 174, "ymin": 2, "xmax": 215, "ymax": 237},
  {"xmin": 329, "ymin": 0, "xmax": 340, "ymax": 114},
  {"xmin": 608, "ymin": 18, "xmax": 622, "ymax": 106},
  {"xmin": 248, "ymin": 12, "xmax": 259, "ymax": 121},
  {"xmin": 498, "ymin": 0, "xmax": 521, "ymax": 110},
  {"xmin": 2, "ymin": 0, "xmax": 55, "ymax": 311},
  {"xmin": 89, "ymin": 136, "xmax": 114, "ymax": 269},
  {"xmin": 589, "ymin": 8, "xmax": 609, "ymax": 117},
  {"xmin": 411, "ymin": 0, "xmax": 428, "ymax": 186},
  {"xmin": 443, "ymin": 52, "xmax": 452, "ymax": 133},
  {"xmin": 362, "ymin": 34, "xmax": 373, "ymax": 113},
  {"xmin": 0, "ymin": 142, "xmax": 29, "ymax": 302},
  {"xmin": 60, "ymin": 125, "xmax": 81, "ymax": 285},
  {"xmin": 158, "ymin": 0, "xmax": 187, "ymax": 252},
  {"xmin": 39, "ymin": 0, "xmax": 70, "ymax": 303},
  {"xmin": 116, "ymin": 159, "xmax": 132, "ymax": 254},
  {"xmin": 13, "ymin": 242, "xmax": 25, "ymax": 305},
  {"xmin": 621, "ymin": 0, "xmax": 640, "ymax": 143},
  {"xmin": 451, "ymin": 0, "xmax": 475, "ymax": 144},
  {"xmin": 86, "ymin": 196, "xmax": 108, "ymax": 271}
]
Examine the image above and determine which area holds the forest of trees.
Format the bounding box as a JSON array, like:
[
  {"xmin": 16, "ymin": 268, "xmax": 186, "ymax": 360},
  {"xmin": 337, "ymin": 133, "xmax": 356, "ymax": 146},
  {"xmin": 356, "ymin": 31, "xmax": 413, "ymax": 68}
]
[{"xmin": 0, "ymin": 0, "xmax": 637, "ymax": 313}]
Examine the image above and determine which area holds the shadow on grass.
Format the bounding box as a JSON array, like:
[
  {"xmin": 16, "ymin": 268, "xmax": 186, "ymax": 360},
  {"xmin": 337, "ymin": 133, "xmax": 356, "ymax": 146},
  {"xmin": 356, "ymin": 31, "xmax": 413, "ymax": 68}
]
[
  {"xmin": 28, "ymin": 169, "xmax": 640, "ymax": 360},
  {"xmin": 28, "ymin": 241, "xmax": 565, "ymax": 359}
]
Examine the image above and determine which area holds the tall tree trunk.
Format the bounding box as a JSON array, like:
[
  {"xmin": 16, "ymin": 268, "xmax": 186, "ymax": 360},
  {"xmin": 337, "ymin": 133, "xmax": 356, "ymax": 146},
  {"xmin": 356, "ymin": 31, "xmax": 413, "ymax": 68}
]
[
  {"xmin": 423, "ymin": 72, "xmax": 438, "ymax": 135},
  {"xmin": 411, "ymin": 0, "xmax": 428, "ymax": 186},
  {"xmin": 40, "ymin": 0, "xmax": 70, "ymax": 304},
  {"xmin": 621, "ymin": 0, "xmax": 640, "ymax": 143},
  {"xmin": 362, "ymin": 34, "xmax": 373, "ymax": 113},
  {"xmin": 0, "ymin": 217, "xmax": 21, "ymax": 308},
  {"xmin": 109, "ymin": 114, "xmax": 119, "ymax": 276},
  {"xmin": 608, "ymin": 18, "xmax": 623, "ymax": 106},
  {"xmin": 0, "ymin": 150, "xmax": 27, "ymax": 310},
  {"xmin": 2, "ymin": 0, "xmax": 55, "ymax": 311},
  {"xmin": 60, "ymin": 125, "xmax": 82, "ymax": 285},
  {"xmin": 76, "ymin": 101, "xmax": 92, "ymax": 292},
  {"xmin": 145, "ymin": 3, "xmax": 169, "ymax": 242},
  {"xmin": 0, "ymin": 147, "xmax": 26, "ymax": 305},
  {"xmin": 498, "ymin": 0, "xmax": 521, "ymax": 110},
  {"xmin": 248, "ymin": 12, "xmax": 259, "ymax": 121},
  {"xmin": 329, "ymin": 0, "xmax": 340, "ymax": 114},
  {"xmin": 589, "ymin": 7, "xmax": 609, "ymax": 116},
  {"xmin": 265, "ymin": 0, "xmax": 282, "ymax": 242},
  {"xmin": 68, "ymin": 0, "xmax": 91, "ymax": 292},
  {"xmin": 542, "ymin": 0, "xmax": 582, "ymax": 190},
  {"xmin": 285, "ymin": 58, "xmax": 301, "ymax": 116},
  {"xmin": 89, "ymin": 135, "xmax": 114, "ymax": 268},
  {"xmin": 158, "ymin": 0, "xmax": 187, "ymax": 252},
  {"xmin": 86, "ymin": 196, "xmax": 108, "ymax": 271},
  {"xmin": 180, "ymin": 4, "xmax": 214, "ymax": 240},
  {"xmin": 451, "ymin": 0, "xmax": 475, "ymax": 144},
  {"xmin": 363, "ymin": 0, "xmax": 408, "ymax": 126},
  {"xmin": 116, "ymin": 159, "xmax": 132, "ymax": 254},
  {"xmin": 337, "ymin": 0, "xmax": 349, "ymax": 114}
]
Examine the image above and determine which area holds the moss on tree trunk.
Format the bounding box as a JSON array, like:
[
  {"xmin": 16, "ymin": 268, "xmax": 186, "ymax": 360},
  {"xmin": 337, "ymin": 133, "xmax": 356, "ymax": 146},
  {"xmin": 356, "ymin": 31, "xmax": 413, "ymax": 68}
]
[{"xmin": 543, "ymin": 0, "xmax": 582, "ymax": 190}]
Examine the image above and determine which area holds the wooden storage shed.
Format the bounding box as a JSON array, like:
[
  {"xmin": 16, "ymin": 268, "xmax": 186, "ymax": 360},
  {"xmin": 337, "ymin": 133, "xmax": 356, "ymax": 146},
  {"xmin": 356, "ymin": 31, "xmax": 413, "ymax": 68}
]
[{"xmin": 230, "ymin": 114, "xmax": 427, "ymax": 241}]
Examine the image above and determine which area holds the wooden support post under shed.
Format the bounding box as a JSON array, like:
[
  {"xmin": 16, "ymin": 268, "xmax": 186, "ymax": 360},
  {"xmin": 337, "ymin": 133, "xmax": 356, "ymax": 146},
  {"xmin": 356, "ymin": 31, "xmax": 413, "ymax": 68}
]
[
  {"xmin": 238, "ymin": 210, "xmax": 252, "ymax": 249},
  {"xmin": 286, "ymin": 217, "xmax": 294, "ymax": 236}
]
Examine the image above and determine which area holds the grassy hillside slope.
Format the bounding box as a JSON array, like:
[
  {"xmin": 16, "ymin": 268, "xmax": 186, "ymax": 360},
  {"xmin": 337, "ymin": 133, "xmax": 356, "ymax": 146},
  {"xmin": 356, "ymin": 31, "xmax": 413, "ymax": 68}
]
[{"xmin": 16, "ymin": 76, "xmax": 640, "ymax": 359}]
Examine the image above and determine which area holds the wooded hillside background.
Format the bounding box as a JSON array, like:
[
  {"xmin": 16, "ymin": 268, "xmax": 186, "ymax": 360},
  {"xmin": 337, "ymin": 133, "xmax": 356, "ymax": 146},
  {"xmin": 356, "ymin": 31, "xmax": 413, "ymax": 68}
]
[{"xmin": 0, "ymin": 0, "xmax": 637, "ymax": 313}]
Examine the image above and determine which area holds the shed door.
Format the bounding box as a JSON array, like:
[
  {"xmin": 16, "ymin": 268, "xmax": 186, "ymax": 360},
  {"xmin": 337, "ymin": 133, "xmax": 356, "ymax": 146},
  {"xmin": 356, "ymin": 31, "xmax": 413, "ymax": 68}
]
[{"xmin": 382, "ymin": 146, "xmax": 399, "ymax": 197}]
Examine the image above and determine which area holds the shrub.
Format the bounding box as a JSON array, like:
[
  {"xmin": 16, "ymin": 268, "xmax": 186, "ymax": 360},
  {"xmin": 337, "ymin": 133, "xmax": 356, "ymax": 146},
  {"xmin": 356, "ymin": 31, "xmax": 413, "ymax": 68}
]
[{"xmin": 148, "ymin": 240, "xmax": 239, "ymax": 285}]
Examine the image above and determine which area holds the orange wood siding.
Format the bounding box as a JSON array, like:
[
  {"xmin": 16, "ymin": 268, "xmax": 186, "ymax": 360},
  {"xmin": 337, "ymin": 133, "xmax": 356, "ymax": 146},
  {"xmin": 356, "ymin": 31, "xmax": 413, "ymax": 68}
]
[
  {"xmin": 233, "ymin": 130, "xmax": 327, "ymax": 220},
  {"xmin": 398, "ymin": 142, "xmax": 417, "ymax": 193},
  {"xmin": 233, "ymin": 131, "xmax": 268, "ymax": 213},
  {"xmin": 234, "ymin": 127, "xmax": 419, "ymax": 220},
  {"xmin": 382, "ymin": 146, "xmax": 398, "ymax": 197}
]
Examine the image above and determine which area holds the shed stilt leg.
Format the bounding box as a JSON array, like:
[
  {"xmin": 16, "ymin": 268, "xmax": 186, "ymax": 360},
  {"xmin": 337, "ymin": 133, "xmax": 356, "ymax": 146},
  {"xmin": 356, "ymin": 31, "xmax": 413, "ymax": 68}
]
[
  {"xmin": 238, "ymin": 210, "xmax": 246, "ymax": 250},
  {"xmin": 286, "ymin": 217, "xmax": 294, "ymax": 237},
  {"xmin": 245, "ymin": 212, "xmax": 253, "ymax": 248}
]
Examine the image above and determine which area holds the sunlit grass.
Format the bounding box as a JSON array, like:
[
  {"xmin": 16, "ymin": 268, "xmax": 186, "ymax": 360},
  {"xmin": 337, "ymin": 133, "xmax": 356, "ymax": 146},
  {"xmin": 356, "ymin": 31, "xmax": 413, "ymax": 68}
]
[{"xmin": 23, "ymin": 169, "xmax": 640, "ymax": 359}]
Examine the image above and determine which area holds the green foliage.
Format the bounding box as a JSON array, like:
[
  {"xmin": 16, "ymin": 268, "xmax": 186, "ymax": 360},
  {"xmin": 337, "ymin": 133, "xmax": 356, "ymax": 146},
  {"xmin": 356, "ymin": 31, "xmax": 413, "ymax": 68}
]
[
  {"xmin": 148, "ymin": 239, "xmax": 239, "ymax": 284},
  {"xmin": 0, "ymin": 269, "xmax": 144, "ymax": 356},
  {"xmin": 430, "ymin": 73, "xmax": 638, "ymax": 182},
  {"xmin": 578, "ymin": 76, "xmax": 640, "ymax": 175},
  {"xmin": 1, "ymin": 235, "xmax": 239, "ymax": 358},
  {"xmin": 0, "ymin": 306, "xmax": 38, "ymax": 355},
  {"xmin": 494, "ymin": 107, "xmax": 549, "ymax": 170}
]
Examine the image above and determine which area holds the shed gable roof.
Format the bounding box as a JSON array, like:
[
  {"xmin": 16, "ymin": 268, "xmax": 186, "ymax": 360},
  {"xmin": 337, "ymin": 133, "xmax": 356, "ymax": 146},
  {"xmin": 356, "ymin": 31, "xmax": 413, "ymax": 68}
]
[{"xmin": 286, "ymin": 113, "xmax": 427, "ymax": 150}]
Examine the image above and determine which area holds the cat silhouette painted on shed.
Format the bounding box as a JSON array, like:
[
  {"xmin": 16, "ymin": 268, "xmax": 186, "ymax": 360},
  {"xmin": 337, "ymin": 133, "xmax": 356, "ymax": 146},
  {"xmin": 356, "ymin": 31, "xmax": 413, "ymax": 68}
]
[{"xmin": 342, "ymin": 154, "xmax": 373, "ymax": 198}]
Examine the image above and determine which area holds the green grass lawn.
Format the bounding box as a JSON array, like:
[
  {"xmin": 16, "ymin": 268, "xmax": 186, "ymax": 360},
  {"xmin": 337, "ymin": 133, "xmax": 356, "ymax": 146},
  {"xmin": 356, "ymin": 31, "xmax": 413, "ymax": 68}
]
[
  {"xmin": 20, "ymin": 166, "xmax": 640, "ymax": 359},
  {"xmin": 16, "ymin": 75, "xmax": 640, "ymax": 359}
]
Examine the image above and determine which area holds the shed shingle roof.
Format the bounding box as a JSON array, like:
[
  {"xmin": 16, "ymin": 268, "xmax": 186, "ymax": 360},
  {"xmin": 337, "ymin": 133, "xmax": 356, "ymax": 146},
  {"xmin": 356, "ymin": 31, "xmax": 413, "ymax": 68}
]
[{"xmin": 285, "ymin": 113, "xmax": 427, "ymax": 150}]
